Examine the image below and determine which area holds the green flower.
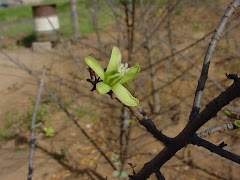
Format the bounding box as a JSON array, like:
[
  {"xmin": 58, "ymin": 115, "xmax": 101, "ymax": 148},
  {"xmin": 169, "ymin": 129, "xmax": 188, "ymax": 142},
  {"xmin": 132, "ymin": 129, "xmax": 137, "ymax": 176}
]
[
  {"xmin": 85, "ymin": 46, "xmax": 140, "ymax": 106},
  {"xmin": 234, "ymin": 120, "xmax": 240, "ymax": 127},
  {"xmin": 224, "ymin": 109, "xmax": 238, "ymax": 119}
]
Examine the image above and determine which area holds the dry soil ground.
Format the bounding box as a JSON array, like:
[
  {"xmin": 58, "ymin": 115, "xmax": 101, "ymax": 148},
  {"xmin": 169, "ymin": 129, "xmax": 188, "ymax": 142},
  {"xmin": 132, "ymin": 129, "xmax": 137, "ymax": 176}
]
[{"xmin": 0, "ymin": 42, "xmax": 239, "ymax": 180}]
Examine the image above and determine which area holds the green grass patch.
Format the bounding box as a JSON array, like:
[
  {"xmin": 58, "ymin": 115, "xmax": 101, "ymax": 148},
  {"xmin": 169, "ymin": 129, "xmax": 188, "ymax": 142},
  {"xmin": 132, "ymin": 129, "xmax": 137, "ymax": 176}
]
[
  {"xmin": 25, "ymin": 103, "xmax": 51, "ymax": 129},
  {"xmin": 0, "ymin": 5, "xmax": 32, "ymax": 21},
  {"xmin": 0, "ymin": 110, "xmax": 19, "ymax": 145},
  {"xmin": 0, "ymin": 1, "xmax": 113, "ymax": 38},
  {"xmin": 1, "ymin": 22, "xmax": 34, "ymax": 37}
]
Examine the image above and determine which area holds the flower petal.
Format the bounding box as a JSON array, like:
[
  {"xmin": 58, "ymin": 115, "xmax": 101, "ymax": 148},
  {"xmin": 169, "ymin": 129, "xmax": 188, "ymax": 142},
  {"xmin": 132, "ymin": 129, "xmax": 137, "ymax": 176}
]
[
  {"xmin": 105, "ymin": 72, "xmax": 121, "ymax": 84},
  {"xmin": 118, "ymin": 65, "xmax": 140, "ymax": 84},
  {"xmin": 111, "ymin": 83, "xmax": 139, "ymax": 106},
  {"xmin": 108, "ymin": 75, "xmax": 122, "ymax": 87},
  {"xmin": 234, "ymin": 120, "xmax": 240, "ymax": 127},
  {"xmin": 85, "ymin": 56, "xmax": 105, "ymax": 80},
  {"xmin": 106, "ymin": 46, "xmax": 121, "ymax": 75},
  {"xmin": 96, "ymin": 82, "xmax": 111, "ymax": 94},
  {"xmin": 123, "ymin": 80, "xmax": 135, "ymax": 94}
]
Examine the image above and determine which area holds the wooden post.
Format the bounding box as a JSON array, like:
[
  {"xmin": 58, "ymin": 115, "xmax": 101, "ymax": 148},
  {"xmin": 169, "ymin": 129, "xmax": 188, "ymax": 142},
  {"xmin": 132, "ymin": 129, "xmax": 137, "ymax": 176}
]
[{"xmin": 70, "ymin": 0, "xmax": 79, "ymax": 40}]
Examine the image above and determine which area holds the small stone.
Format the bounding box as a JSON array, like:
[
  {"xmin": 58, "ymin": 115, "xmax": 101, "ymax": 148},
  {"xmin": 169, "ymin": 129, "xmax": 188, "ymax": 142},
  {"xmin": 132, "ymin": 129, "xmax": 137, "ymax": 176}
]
[
  {"xmin": 86, "ymin": 123, "xmax": 92, "ymax": 128},
  {"xmin": 32, "ymin": 41, "xmax": 52, "ymax": 52},
  {"xmin": 70, "ymin": 132, "xmax": 76, "ymax": 136}
]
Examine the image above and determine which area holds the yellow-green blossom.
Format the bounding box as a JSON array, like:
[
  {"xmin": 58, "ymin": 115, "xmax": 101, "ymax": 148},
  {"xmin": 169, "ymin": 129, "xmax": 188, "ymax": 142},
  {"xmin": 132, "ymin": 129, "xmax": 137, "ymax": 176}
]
[{"xmin": 85, "ymin": 46, "xmax": 140, "ymax": 106}]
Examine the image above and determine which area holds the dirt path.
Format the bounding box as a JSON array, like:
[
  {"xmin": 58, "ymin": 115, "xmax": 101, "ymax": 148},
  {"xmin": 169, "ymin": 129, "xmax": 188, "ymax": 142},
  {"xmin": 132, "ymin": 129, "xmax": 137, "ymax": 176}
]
[
  {"xmin": 0, "ymin": 140, "xmax": 63, "ymax": 180},
  {"xmin": 0, "ymin": 48, "xmax": 68, "ymax": 180},
  {"xmin": 0, "ymin": 46, "xmax": 111, "ymax": 180}
]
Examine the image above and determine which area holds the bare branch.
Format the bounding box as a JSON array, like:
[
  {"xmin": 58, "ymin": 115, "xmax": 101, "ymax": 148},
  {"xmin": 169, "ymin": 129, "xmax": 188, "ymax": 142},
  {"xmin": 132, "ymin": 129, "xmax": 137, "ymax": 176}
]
[
  {"xmin": 27, "ymin": 68, "xmax": 46, "ymax": 180},
  {"xmin": 191, "ymin": 136, "xmax": 240, "ymax": 164},
  {"xmin": 197, "ymin": 122, "xmax": 239, "ymax": 138},
  {"xmin": 127, "ymin": 106, "xmax": 173, "ymax": 146},
  {"xmin": 156, "ymin": 36, "xmax": 225, "ymax": 92},
  {"xmin": 141, "ymin": 30, "xmax": 214, "ymax": 72},
  {"xmin": 189, "ymin": 0, "xmax": 240, "ymax": 121},
  {"xmin": 179, "ymin": 75, "xmax": 240, "ymax": 138},
  {"xmin": 91, "ymin": 0, "xmax": 102, "ymax": 45},
  {"xmin": 119, "ymin": 106, "xmax": 131, "ymax": 173},
  {"xmin": 154, "ymin": 169, "xmax": 165, "ymax": 180},
  {"xmin": 133, "ymin": 0, "xmax": 181, "ymax": 56},
  {"xmin": 130, "ymin": 75, "xmax": 240, "ymax": 179},
  {"xmin": 1, "ymin": 50, "xmax": 117, "ymax": 171},
  {"xmin": 70, "ymin": 0, "xmax": 79, "ymax": 40},
  {"xmin": 138, "ymin": 2, "xmax": 161, "ymax": 113},
  {"xmin": 43, "ymin": 86, "xmax": 117, "ymax": 171}
]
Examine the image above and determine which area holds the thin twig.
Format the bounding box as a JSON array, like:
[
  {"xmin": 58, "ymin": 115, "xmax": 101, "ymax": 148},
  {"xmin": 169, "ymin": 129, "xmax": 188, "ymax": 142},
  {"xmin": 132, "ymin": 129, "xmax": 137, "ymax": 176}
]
[
  {"xmin": 92, "ymin": 0, "xmax": 102, "ymax": 46},
  {"xmin": 130, "ymin": 74, "xmax": 240, "ymax": 179},
  {"xmin": 191, "ymin": 136, "xmax": 240, "ymax": 164},
  {"xmin": 141, "ymin": 30, "xmax": 214, "ymax": 72},
  {"xmin": 106, "ymin": 0, "xmax": 127, "ymax": 46},
  {"xmin": 129, "ymin": 0, "xmax": 136, "ymax": 61},
  {"xmin": 119, "ymin": 106, "xmax": 131, "ymax": 174},
  {"xmin": 189, "ymin": 0, "xmax": 240, "ymax": 121},
  {"xmin": 1, "ymin": 50, "xmax": 117, "ymax": 171},
  {"xmin": 197, "ymin": 122, "xmax": 239, "ymax": 138},
  {"xmin": 133, "ymin": 0, "xmax": 181, "ymax": 56},
  {"xmin": 43, "ymin": 85, "xmax": 117, "ymax": 171},
  {"xmin": 27, "ymin": 68, "xmax": 46, "ymax": 180},
  {"xmin": 140, "ymin": 2, "xmax": 161, "ymax": 113},
  {"xmin": 70, "ymin": 0, "xmax": 79, "ymax": 40},
  {"xmin": 85, "ymin": 67, "xmax": 172, "ymax": 146},
  {"xmin": 154, "ymin": 169, "xmax": 165, "ymax": 180},
  {"xmin": 127, "ymin": 105, "xmax": 173, "ymax": 146},
  {"xmin": 156, "ymin": 36, "xmax": 225, "ymax": 92}
]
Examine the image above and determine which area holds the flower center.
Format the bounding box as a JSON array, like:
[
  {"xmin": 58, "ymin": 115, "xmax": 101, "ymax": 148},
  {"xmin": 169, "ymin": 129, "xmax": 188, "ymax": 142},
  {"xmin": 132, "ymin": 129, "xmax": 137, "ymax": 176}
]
[
  {"xmin": 105, "ymin": 63, "xmax": 129, "ymax": 86},
  {"xmin": 118, "ymin": 63, "xmax": 129, "ymax": 75}
]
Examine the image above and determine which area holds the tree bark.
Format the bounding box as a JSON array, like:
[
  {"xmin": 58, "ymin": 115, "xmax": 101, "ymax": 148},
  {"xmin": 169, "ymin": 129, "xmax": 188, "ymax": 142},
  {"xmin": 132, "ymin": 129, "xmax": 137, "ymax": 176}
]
[{"xmin": 70, "ymin": 0, "xmax": 79, "ymax": 40}]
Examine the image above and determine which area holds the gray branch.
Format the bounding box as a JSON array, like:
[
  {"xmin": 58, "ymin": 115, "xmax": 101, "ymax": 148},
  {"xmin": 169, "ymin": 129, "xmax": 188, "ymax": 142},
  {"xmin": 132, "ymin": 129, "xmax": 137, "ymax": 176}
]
[
  {"xmin": 197, "ymin": 122, "xmax": 239, "ymax": 138},
  {"xmin": 189, "ymin": 0, "xmax": 240, "ymax": 121},
  {"xmin": 92, "ymin": 0, "xmax": 101, "ymax": 45},
  {"xmin": 141, "ymin": 30, "xmax": 214, "ymax": 72},
  {"xmin": 0, "ymin": 49, "xmax": 117, "ymax": 171},
  {"xmin": 156, "ymin": 36, "xmax": 225, "ymax": 92},
  {"xmin": 70, "ymin": 0, "xmax": 79, "ymax": 40},
  {"xmin": 27, "ymin": 68, "xmax": 46, "ymax": 180}
]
